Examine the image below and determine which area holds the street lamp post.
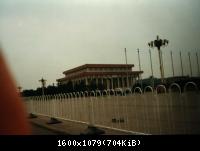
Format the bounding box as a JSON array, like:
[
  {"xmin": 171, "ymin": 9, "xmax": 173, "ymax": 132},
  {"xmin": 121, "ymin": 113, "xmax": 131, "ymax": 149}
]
[
  {"xmin": 137, "ymin": 48, "xmax": 141, "ymax": 72},
  {"xmin": 39, "ymin": 77, "xmax": 46, "ymax": 96},
  {"xmin": 149, "ymin": 49, "xmax": 154, "ymax": 88},
  {"xmin": 148, "ymin": 35, "xmax": 169, "ymax": 83},
  {"xmin": 137, "ymin": 48, "xmax": 142, "ymax": 88},
  {"xmin": 180, "ymin": 51, "xmax": 184, "ymax": 76},
  {"xmin": 196, "ymin": 52, "xmax": 200, "ymax": 76},
  {"xmin": 170, "ymin": 51, "xmax": 175, "ymax": 77},
  {"xmin": 188, "ymin": 52, "xmax": 193, "ymax": 77},
  {"xmin": 124, "ymin": 48, "xmax": 129, "ymax": 88}
]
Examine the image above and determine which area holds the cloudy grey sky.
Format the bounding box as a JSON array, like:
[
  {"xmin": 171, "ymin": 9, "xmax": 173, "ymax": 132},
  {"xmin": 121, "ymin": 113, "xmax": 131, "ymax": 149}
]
[{"xmin": 0, "ymin": 0, "xmax": 200, "ymax": 89}]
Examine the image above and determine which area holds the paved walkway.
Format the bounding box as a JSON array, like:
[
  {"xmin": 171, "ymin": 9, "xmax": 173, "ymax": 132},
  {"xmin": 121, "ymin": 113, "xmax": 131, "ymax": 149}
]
[
  {"xmin": 31, "ymin": 123, "xmax": 60, "ymax": 135},
  {"xmin": 29, "ymin": 115, "xmax": 135, "ymax": 135}
]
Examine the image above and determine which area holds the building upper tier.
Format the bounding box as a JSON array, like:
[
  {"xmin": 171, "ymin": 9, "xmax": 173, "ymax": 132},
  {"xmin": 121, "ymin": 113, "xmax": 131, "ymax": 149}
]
[{"xmin": 57, "ymin": 64, "xmax": 143, "ymax": 83}]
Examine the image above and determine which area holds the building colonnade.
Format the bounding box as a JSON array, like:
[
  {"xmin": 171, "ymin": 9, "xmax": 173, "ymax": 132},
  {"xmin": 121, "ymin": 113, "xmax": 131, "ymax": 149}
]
[{"xmin": 70, "ymin": 75, "xmax": 139, "ymax": 90}]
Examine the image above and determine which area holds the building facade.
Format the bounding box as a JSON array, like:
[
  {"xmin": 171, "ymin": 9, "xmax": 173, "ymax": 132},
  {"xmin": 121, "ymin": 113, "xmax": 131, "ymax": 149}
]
[{"xmin": 57, "ymin": 64, "xmax": 143, "ymax": 90}]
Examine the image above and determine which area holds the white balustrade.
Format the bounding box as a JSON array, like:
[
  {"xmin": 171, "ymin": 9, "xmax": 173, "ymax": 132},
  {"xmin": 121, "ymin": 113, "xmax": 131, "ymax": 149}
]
[{"xmin": 24, "ymin": 82, "xmax": 200, "ymax": 134}]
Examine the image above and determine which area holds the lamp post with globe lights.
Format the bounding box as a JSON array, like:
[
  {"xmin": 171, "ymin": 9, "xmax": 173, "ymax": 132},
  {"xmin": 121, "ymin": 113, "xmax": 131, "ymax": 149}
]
[
  {"xmin": 39, "ymin": 77, "xmax": 46, "ymax": 96},
  {"xmin": 148, "ymin": 35, "xmax": 169, "ymax": 83},
  {"xmin": 17, "ymin": 86, "xmax": 22, "ymax": 96}
]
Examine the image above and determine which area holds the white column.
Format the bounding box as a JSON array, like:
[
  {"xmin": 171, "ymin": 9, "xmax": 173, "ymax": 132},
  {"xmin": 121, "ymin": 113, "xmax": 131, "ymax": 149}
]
[
  {"xmin": 127, "ymin": 76, "xmax": 129, "ymax": 88},
  {"xmin": 130, "ymin": 76, "xmax": 133, "ymax": 88},
  {"xmin": 85, "ymin": 77, "xmax": 88, "ymax": 86},
  {"xmin": 96, "ymin": 77, "xmax": 98, "ymax": 86},
  {"xmin": 117, "ymin": 77, "xmax": 120, "ymax": 88},
  {"xmin": 106, "ymin": 78, "xmax": 109, "ymax": 89},
  {"xmin": 122, "ymin": 77, "xmax": 124, "ymax": 88},
  {"xmin": 111, "ymin": 78, "xmax": 113, "ymax": 89},
  {"xmin": 88, "ymin": 77, "xmax": 90, "ymax": 85},
  {"xmin": 72, "ymin": 80, "xmax": 75, "ymax": 89},
  {"xmin": 126, "ymin": 76, "xmax": 129, "ymax": 88}
]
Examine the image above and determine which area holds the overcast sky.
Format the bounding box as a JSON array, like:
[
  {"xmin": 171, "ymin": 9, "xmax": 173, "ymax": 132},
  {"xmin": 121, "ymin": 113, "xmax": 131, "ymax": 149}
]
[{"xmin": 0, "ymin": 0, "xmax": 200, "ymax": 90}]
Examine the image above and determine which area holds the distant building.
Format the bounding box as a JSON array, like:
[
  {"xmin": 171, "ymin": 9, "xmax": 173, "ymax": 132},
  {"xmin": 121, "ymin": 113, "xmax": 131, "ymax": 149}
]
[{"xmin": 57, "ymin": 64, "xmax": 143, "ymax": 90}]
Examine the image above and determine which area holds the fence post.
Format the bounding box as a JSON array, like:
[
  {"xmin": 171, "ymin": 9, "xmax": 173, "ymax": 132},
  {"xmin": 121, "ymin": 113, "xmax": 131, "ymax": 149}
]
[
  {"xmin": 81, "ymin": 90, "xmax": 105, "ymax": 135},
  {"xmin": 29, "ymin": 96, "xmax": 37, "ymax": 118},
  {"xmin": 47, "ymin": 94, "xmax": 61, "ymax": 124}
]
